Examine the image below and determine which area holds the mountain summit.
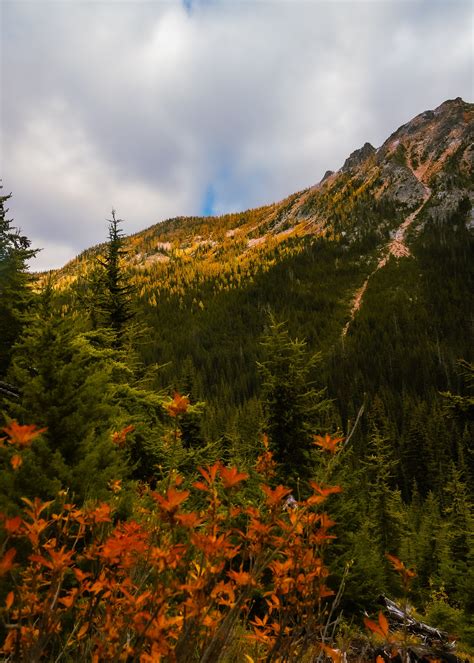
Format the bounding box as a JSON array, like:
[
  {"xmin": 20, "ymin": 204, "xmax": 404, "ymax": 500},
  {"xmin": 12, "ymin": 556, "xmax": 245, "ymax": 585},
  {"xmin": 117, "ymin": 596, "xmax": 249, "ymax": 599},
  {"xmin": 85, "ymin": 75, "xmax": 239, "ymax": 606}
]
[{"xmin": 341, "ymin": 142, "xmax": 376, "ymax": 173}]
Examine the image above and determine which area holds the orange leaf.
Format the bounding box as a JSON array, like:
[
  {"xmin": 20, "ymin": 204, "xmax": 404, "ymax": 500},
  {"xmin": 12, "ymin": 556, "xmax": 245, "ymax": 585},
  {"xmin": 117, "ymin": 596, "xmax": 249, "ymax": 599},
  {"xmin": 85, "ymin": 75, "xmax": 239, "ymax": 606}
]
[
  {"xmin": 59, "ymin": 591, "xmax": 77, "ymax": 608},
  {"xmin": 198, "ymin": 462, "xmax": 221, "ymax": 486},
  {"xmin": 318, "ymin": 585, "xmax": 335, "ymax": 598},
  {"xmin": 192, "ymin": 480, "xmax": 210, "ymax": 492},
  {"xmin": 111, "ymin": 424, "xmax": 135, "ymax": 448},
  {"xmin": 306, "ymin": 494, "xmax": 327, "ymax": 506},
  {"xmin": 166, "ymin": 392, "xmax": 190, "ymax": 417},
  {"xmin": 228, "ymin": 568, "xmax": 255, "ymax": 586},
  {"xmin": 364, "ymin": 617, "xmax": 384, "ymax": 638},
  {"xmin": 364, "ymin": 611, "xmax": 390, "ymax": 639},
  {"xmin": 77, "ymin": 623, "xmax": 89, "ymax": 640},
  {"xmin": 385, "ymin": 553, "xmax": 404, "ymax": 572},
  {"xmin": 219, "ymin": 465, "xmax": 248, "ymax": 489},
  {"xmin": 319, "ymin": 513, "xmax": 337, "ymax": 529},
  {"xmin": 310, "ymin": 482, "xmax": 343, "ymax": 497},
  {"xmin": 73, "ymin": 568, "xmax": 90, "ymax": 583},
  {"xmin": 86, "ymin": 502, "xmax": 112, "ymax": 524},
  {"xmin": 10, "ymin": 455, "xmax": 23, "ymax": 471},
  {"xmin": 378, "ymin": 611, "xmax": 389, "ymax": 637},
  {"xmin": 320, "ymin": 643, "xmax": 343, "ymax": 663},
  {"xmin": 386, "ymin": 553, "xmax": 416, "ymax": 579},
  {"xmin": 5, "ymin": 591, "xmax": 14, "ymax": 610},
  {"xmin": 175, "ymin": 512, "xmax": 201, "ymax": 528},
  {"xmin": 2, "ymin": 421, "xmax": 46, "ymax": 448},
  {"xmin": 3, "ymin": 516, "xmax": 22, "ymax": 535},
  {"xmin": 261, "ymin": 484, "xmax": 292, "ymax": 507},
  {"xmin": 0, "ymin": 548, "xmax": 16, "ymax": 576},
  {"xmin": 153, "ymin": 487, "xmax": 190, "ymax": 513},
  {"xmin": 313, "ymin": 433, "xmax": 344, "ymax": 454}
]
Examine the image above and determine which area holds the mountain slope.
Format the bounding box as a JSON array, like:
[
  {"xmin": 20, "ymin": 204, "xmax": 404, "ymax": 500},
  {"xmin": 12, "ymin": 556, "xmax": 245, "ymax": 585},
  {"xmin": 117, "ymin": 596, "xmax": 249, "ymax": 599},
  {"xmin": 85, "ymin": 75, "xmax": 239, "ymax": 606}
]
[
  {"xmin": 46, "ymin": 97, "xmax": 472, "ymax": 307},
  {"xmin": 43, "ymin": 99, "xmax": 473, "ymax": 428}
]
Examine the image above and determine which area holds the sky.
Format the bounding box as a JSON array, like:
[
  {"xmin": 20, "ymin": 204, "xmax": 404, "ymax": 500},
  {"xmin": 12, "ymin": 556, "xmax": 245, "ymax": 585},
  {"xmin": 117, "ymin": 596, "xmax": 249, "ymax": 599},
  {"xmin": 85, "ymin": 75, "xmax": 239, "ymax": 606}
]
[{"xmin": 1, "ymin": 0, "xmax": 473, "ymax": 271}]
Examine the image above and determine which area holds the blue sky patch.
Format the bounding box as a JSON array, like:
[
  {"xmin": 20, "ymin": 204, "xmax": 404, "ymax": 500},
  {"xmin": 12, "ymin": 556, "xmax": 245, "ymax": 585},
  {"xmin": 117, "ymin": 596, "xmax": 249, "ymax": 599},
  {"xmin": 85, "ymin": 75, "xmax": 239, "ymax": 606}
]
[{"xmin": 201, "ymin": 185, "xmax": 216, "ymax": 217}]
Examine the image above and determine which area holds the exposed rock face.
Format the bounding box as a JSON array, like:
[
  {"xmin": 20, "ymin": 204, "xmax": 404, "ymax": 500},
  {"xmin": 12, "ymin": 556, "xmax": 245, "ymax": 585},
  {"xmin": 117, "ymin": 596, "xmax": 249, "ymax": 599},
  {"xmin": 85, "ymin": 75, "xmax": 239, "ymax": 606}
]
[
  {"xmin": 320, "ymin": 170, "xmax": 334, "ymax": 183},
  {"xmin": 341, "ymin": 142, "xmax": 376, "ymax": 172},
  {"xmin": 380, "ymin": 163, "xmax": 426, "ymax": 206},
  {"xmin": 378, "ymin": 97, "xmax": 473, "ymax": 183}
]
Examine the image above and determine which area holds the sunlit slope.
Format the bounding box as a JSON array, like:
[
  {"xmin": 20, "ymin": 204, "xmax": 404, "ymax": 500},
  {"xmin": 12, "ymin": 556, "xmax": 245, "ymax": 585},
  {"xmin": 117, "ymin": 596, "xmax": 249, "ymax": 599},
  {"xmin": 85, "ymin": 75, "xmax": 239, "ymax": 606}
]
[{"xmin": 42, "ymin": 98, "xmax": 472, "ymax": 313}]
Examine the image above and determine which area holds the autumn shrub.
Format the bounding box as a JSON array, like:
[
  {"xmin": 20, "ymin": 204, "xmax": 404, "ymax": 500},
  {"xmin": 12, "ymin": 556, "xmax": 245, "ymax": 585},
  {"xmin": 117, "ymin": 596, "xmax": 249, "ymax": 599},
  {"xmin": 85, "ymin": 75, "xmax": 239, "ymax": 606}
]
[{"xmin": 0, "ymin": 421, "xmax": 345, "ymax": 662}]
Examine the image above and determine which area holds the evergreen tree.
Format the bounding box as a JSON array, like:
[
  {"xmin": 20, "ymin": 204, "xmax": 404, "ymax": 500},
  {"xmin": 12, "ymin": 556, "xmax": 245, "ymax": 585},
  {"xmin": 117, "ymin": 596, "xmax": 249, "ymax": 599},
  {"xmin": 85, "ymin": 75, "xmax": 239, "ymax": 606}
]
[
  {"xmin": 400, "ymin": 402, "xmax": 431, "ymax": 498},
  {"xmin": 98, "ymin": 210, "xmax": 134, "ymax": 345},
  {"xmin": 441, "ymin": 360, "xmax": 474, "ymax": 487},
  {"xmin": 257, "ymin": 316, "xmax": 329, "ymax": 485},
  {"xmin": 72, "ymin": 264, "xmax": 108, "ymax": 331},
  {"xmin": 5, "ymin": 287, "xmax": 129, "ymax": 503},
  {"xmin": 0, "ymin": 187, "xmax": 37, "ymax": 378},
  {"xmin": 439, "ymin": 465, "xmax": 474, "ymax": 610},
  {"xmin": 362, "ymin": 427, "xmax": 402, "ymax": 560},
  {"xmin": 441, "ymin": 360, "xmax": 474, "ymax": 422}
]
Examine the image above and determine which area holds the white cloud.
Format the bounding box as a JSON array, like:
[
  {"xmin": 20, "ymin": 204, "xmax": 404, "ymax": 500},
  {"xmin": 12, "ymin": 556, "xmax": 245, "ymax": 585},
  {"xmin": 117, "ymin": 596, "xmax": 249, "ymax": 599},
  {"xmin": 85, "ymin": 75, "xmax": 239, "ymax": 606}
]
[{"xmin": 1, "ymin": 0, "xmax": 472, "ymax": 270}]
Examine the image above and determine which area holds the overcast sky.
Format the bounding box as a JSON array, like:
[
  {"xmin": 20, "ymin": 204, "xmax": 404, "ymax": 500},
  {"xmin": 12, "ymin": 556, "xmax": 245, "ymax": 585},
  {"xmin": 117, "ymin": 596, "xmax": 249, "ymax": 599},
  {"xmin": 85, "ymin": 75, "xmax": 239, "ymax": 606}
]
[{"xmin": 1, "ymin": 0, "xmax": 473, "ymax": 271}]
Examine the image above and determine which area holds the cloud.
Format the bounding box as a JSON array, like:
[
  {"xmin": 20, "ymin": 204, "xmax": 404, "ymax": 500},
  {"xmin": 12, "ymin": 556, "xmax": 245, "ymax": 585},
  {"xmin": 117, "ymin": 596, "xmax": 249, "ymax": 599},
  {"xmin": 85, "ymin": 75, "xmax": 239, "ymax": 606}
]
[{"xmin": 1, "ymin": 0, "xmax": 472, "ymax": 270}]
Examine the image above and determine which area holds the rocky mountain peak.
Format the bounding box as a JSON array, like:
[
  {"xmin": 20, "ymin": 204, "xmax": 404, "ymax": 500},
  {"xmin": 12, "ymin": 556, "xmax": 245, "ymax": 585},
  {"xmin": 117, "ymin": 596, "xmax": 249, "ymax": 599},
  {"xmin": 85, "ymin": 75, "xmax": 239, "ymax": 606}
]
[
  {"xmin": 320, "ymin": 170, "xmax": 334, "ymax": 183},
  {"xmin": 435, "ymin": 96, "xmax": 467, "ymax": 110},
  {"xmin": 341, "ymin": 142, "xmax": 376, "ymax": 173}
]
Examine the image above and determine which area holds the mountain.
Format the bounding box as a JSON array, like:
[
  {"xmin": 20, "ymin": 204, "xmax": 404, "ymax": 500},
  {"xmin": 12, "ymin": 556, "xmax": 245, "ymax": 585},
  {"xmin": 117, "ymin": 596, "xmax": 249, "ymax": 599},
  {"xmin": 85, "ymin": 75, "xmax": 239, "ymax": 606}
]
[
  {"xmin": 43, "ymin": 98, "xmax": 473, "ymax": 454},
  {"xmin": 47, "ymin": 97, "xmax": 472, "ymax": 296}
]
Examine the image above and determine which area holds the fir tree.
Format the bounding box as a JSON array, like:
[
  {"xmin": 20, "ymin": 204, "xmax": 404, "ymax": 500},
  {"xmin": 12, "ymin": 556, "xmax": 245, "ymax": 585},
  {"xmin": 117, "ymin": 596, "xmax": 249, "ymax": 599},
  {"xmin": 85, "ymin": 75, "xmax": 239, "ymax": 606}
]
[
  {"xmin": 0, "ymin": 186, "xmax": 37, "ymax": 378},
  {"xmin": 98, "ymin": 210, "xmax": 134, "ymax": 345},
  {"xmin": 257, "ymin": 316, "xmax": 329, "ymax": 485},
  {"xmin": 362, "ymin": 427, "xmax": 401, "ymax": 560},
  {"xmin": 440, "ymin": 465, "xmax": 474, "ymax": 610},
  {"xmin": 5, "ymin": 287, "xmax": 129, "ymax": 503}
]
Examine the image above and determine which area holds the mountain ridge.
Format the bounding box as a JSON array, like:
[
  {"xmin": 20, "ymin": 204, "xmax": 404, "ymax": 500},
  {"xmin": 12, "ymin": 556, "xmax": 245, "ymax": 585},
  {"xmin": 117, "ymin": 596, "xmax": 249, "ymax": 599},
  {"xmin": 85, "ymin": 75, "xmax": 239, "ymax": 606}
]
[{"xmin": 43, "ymin": 98, "xmax": 473, "ymax": 341}]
